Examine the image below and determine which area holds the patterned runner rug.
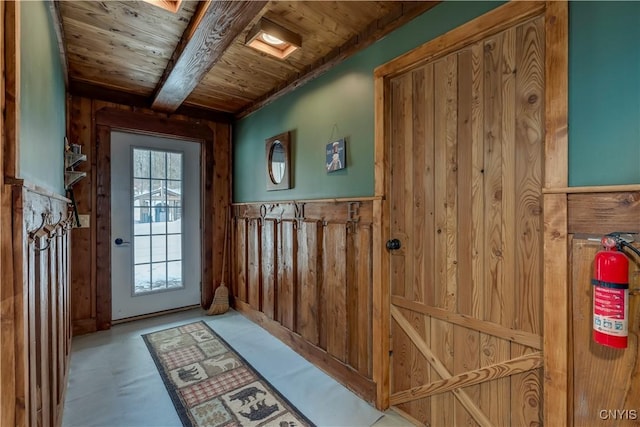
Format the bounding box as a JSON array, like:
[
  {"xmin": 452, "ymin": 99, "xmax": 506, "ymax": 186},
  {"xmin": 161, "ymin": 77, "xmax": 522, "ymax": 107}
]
[{"xmin": 143, "ymin": 321, "xmax": 315, "ymax": 427}]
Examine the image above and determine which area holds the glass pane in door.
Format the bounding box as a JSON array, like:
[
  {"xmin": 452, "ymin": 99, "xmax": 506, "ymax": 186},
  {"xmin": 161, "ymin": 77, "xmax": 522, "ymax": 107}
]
[{"xmin": 132, "ymin": 148, "xmax": 183, "ymax": 295}]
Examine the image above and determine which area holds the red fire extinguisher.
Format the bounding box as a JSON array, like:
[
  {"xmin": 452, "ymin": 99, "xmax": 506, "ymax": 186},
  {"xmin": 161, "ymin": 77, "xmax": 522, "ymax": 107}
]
[{"xmin": 592, "ymin": 232, "xmax": 640, "ymax": 349}]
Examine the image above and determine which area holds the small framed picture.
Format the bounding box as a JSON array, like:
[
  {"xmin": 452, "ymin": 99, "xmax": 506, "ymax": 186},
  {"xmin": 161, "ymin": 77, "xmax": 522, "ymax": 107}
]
[{"xmin": 325, "ymin": 138, "xmax": 346, "ymax": 173}]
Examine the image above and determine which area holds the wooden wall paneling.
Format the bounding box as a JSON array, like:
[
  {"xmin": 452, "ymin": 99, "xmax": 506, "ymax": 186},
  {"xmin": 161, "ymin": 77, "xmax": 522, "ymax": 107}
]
[
  {"xmin": 0, "ymin": 21, "xmax": 5, "ymax": 427},
  {"xmin": 278, "ymin": 220, "xmax": 297, "ymax": 330},
  {"xmin": 261, "ymin": 219, "xmax": 277, "ymax": 319},
  {"xmin": 543, "ymin": 1, "xmax": 569, "ymax": 425},
  {"xmin": 2, "ymin": 184, "xmax": 72, "ymax": 427},
  {"xmin": 388, "ymin": 74, "xmax": 408, "ymax": 301},
  {"xmin": 247, "ymin": 218, "xmax": 262, "ymax": 311},
  {"xmin": 568, "ymin": 192, "xmax": 640, "ymax": 235},
  {"xmin": 455, "ymin": 45, "xmax": 482, "ymax": 427},
  {"xmin": 95, "ymin": 124, "xmax": 112, "ymax": 330},
  {"xmin": 371, "ymin": 73, "xmax": 393, "ymax": 409},
  {"xmin": 543, "ymin": 192, "xmax": 568, "ymax": 425},
  {"xmin": 404, "ymin": 68, "xmax": 426, "ymax": 419},
  {"xmin": 29, "ymin": 236, "xmax": 38, "ymax": 427},
  {"xmin": 8, "ymin": 185, "xmax": 29, "ymax": 427},
  {"xmin": 210, "ymin": 123, "xmax": 231, "ymax": 306},
  {"xmin": 31, "ymin": 210, "xmax": 44, "ymax": 426},
  {"xmin": 234, "ymin": 297, "xmax": 378, "ymax": 403},
  {"xmin": 432, "ymin": 52, "xmax": 458, "ymax": 425},
  {"xmin": 3, "ymin": 1, "xmax": 18, "ymax": 179},
  {"xmin": 324, "ymin": 222, "xmax": 347, "ymax": 362},
  {"xmin": 69, "ymin": 96, "xmax": 95, "ymax": 334},
  {"xmin": 37, "ymin": 234, "xmax": 51, "ymax": 426},
  {"xmin": 201, "ymin": 125, "xmax": 214, "ymax": 308},
  {"xmin": 346, "ymin": 225, "xmax": 358, "ymax": 371},
  {"xmin": 346, "ymin": 223, "xmax": 373, "ymax": 376},
  {"xmin": 55, "ymin": 231, "xmax": 66, "ymax": 410},
  {"xmin": 0, "ymin": 5, "xmax": 5, "ymax": 419},
  {"xmin": 234, "ymin": 216, "xmax": 248, "ymax": 304},
  {"xmin": 297, "ymin": 220, "xmax": 323, "ymax": 346},
  {"xmin": 386, "ymin": 68, "xmax": 411, "ymax": 414},
  {"xmin": 358, "ymin": 225, "xmax": 374, "ymax": 377},
  {"xmin": 47, "ymin": 231, "xmax": 58, "ymax": 423},
  {"xmin": 512, "ymin": 16, "xmax": 545, "ymax": 425},
  {"xmin": 373, "ymin": 192, "xmax": 390, "ymax": 407},
  {"xmin": 0, "ymin": 197, "xmax": 15, "ymax": 425},
  {"xmin": 479, "ymin": 27, "xmax": 512, "ymax": 426},
  {"xmin": 412, "ymin": 63, "xmax": 435, "ymax": 421},
  {"xmin": 391, "ymin": 307, "xmax": 414, "ymax": 416},
  {"xmin": 231, "ymin": 200, "xmax": 377, "ymax": 404}
]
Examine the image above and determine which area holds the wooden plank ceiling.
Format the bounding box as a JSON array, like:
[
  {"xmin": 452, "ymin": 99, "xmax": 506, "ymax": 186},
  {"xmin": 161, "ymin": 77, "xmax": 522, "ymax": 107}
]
[{"xmin": 55, "ymin": 0, "xmax": 439, "ymax": 120}]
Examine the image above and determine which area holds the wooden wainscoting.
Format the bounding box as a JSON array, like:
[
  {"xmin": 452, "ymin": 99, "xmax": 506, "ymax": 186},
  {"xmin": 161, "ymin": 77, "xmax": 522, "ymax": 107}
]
[
  {"xmin": 231, "ymin": 199, "xmax": 376, "ymax": 403},
  {"xmin": 1, "ymin": 180, "xmax": 73, "ymax": 427},
  {"xmin": 567, "ymin": 190, "xmax": 640, "ymax": 426}
]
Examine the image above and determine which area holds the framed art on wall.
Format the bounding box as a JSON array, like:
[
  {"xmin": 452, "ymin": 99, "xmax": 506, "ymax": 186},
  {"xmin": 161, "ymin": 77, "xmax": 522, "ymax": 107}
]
[{"xmin": 325, "ymin": 138, "xmax": 345, "ymax": 172}]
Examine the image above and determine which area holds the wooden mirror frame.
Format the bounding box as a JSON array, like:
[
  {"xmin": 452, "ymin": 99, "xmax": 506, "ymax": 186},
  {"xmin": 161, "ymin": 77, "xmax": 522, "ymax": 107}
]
[{"xmin": 265, "ymin": 131, "xmax": 291, "ymax": 191}]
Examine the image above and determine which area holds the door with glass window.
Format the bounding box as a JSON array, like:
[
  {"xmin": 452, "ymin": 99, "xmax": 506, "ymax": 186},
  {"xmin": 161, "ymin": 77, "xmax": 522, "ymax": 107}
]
[{"xmin": 111, "ymin": 131, "xmax": 201, "ymax": 320}]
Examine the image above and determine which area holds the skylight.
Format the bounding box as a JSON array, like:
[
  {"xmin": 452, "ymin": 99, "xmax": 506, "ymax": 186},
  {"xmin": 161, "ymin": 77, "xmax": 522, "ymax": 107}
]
[{"xmin": 141, "ymin": 0, "xmax": 183, "ymax": 13}]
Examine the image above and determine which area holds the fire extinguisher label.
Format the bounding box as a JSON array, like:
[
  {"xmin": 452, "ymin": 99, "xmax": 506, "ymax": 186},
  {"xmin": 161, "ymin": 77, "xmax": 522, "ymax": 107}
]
[{"xmin": 593, "ymin": 286, "xmax": 628, "ymax": 337}]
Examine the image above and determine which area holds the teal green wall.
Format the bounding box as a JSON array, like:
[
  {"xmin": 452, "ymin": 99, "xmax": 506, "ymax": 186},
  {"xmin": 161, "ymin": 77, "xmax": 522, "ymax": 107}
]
[
  {"xmin": 235, "ymin": 1, "xmax": 640, "ymax": 202},
  {"xmin": 20, "ymin": 1, "xmax": 66, "ymax": 194},
  {"xmin": 569, "ymin": 2, "xmax": 640, "ymax": 186},
  {"xmin": 234, "ymin": 1, "xmax": 502, "ymax": 202}
]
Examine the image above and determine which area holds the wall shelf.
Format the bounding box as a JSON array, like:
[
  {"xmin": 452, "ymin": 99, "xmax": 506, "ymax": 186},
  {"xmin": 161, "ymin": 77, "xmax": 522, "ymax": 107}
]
[
  {"xmin": 65, "ymin": 151, "xmax": 86, "ymax": 169},
  {"xmin": 64, "ymin": 170, "xmax": 87, "ymax": 189},
  {"xmin": 64, "ymin": 150, "xmax": 87, "ymax": 190}
]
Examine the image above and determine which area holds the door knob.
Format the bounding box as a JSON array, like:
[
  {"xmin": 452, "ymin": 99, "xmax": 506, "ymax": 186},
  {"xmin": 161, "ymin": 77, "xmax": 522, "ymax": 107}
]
[
  {"xmin": 114, "ymin": 238, "xmax": 130, "ymax": 246},
  {"xmin": 386, "ymin": 238, "xmax": 401, "ymax": 250}
]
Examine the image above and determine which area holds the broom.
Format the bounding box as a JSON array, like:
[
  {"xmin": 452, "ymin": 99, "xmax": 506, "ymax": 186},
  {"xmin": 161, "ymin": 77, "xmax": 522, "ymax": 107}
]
[{"xmin": 207, "ymin": 208, "xmax": 230, "ymax": 315}]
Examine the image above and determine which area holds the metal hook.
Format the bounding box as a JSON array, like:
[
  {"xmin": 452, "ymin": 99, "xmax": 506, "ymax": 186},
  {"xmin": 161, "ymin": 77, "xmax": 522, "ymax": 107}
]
[{"xmin": 34, "ymin": 238, "xmax": 51, "ymax": 252}]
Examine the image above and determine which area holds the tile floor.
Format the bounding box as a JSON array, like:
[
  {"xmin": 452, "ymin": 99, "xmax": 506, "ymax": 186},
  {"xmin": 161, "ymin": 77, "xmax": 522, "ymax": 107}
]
[{"xmin": 62, "ymin": 308, "xmax": 413, "ymax": 427}]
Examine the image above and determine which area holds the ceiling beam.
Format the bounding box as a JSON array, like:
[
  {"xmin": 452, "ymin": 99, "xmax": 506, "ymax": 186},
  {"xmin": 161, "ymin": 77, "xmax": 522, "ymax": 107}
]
[
  {"xmin": 236, "ymin": 1, "xmax": 441, "ymax": 119},
  {"xmin": 69, "ymin": 80, "xmax": 234, "ymax": 123},
  {"xmin": 152, "ymin": 0, "xmax": 268, "ymax": 113}
]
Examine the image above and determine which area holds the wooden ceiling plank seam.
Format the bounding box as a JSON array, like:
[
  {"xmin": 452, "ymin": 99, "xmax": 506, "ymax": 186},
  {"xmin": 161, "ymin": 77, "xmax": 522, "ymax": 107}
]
[
  {"xmin": 66, "ymin": 47, "xmax": 168, "ymax": 77},
  {"xmin": 301, "ymin": 1, "xmax": 385, "ymax": 37},
  {"xmin": 195, "ymin": 79, "xmax": 267, "ymax": 101},
  {"xmin": 237, "ymin": 1, "xmax": 441, "ymax": 118},
  {"xmin": 59, "ymin": 1, "xmax": 195, "ymax": 41},
  {"xmin": 151, "ymin": 0, "xmax": 269, "ymax": 112},
  {"xmin": 266, "ymin": 2, "xmax": 340, "ymax": 38},
  {"xmin": 66, "ymin": 45, "xmax": 167, "ymax": 77},
  {"xmin": 188, "ymin": 82, "xmax": 257, "ymax": 104},
  {"xmin": 196, "ymin": 57, "xmax": 295, "ymax": 91},
  {"xmin": 63, "ymin": 17, "xmax": 178, "ymax": 59},
  {"xmin": 61, "ymin": 12, "xmax": 182, "ymax": 48}
]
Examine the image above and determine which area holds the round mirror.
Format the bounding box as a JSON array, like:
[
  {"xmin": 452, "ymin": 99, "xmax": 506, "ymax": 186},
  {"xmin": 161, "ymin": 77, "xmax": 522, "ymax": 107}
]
[{"xmin": 269, "ymin": 141, "xmax": 286, "ymax": 184}]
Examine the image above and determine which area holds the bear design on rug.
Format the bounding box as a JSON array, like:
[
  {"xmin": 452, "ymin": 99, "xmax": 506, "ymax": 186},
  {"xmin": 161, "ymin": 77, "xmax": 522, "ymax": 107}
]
[
  {"xmin": 177, "ymin": 366, "xmax": 202, "ymax": 382},
  {"xmin": 229, "ymin": 386, "xmax": 266, "ymax": 405},
  {"xmin": 239, "ymin": 400, "xmax": 280, "ymax": 421}
]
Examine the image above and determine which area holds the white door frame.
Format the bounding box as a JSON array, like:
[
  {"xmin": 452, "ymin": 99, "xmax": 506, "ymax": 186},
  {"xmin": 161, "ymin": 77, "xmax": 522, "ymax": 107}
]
[{"xmin": 110, "ymin": 131, "xmax": 201, "ymax": 320}]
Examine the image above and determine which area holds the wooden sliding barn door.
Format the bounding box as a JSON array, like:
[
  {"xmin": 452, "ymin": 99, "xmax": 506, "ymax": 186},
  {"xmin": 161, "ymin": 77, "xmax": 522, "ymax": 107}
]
[{"xmin": 386, "ymin": 16, "xmax": 545, "ymax": 426}]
